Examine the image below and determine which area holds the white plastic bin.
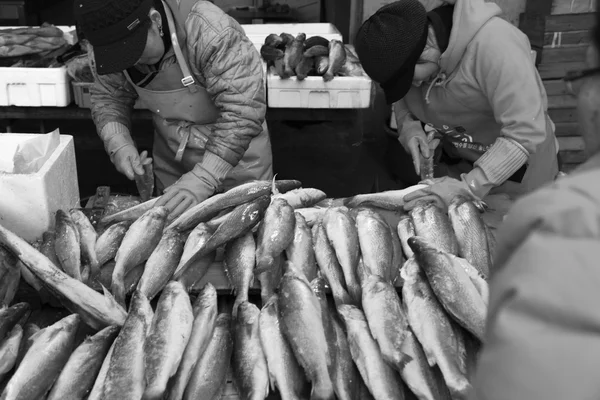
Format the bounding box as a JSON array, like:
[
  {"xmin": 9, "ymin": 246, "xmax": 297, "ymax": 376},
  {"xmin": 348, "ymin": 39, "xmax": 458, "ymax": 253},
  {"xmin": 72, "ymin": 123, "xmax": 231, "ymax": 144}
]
[
  {"xmin": 0, "ymin": 133, "xmax": 80, "ymax": 242},
  {"xmin": 0, "ymin": 26, "xmax": 76, "ymax": 107},
  {"xmin": 267, "ymin": 45, "xmax": 373, "ymax": 109}
]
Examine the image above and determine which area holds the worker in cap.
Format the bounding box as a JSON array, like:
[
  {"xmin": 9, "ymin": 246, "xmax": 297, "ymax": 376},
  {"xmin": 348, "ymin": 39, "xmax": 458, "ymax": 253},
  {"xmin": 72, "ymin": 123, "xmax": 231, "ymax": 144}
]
[
  {"xmin": 471, "ymin": 2, "xmax": 600, "ymax": 398},
  {"xmin": 355, "ymin": 0, "xmax": 559, "ymax": 230},
  {"xmin": 75, "ymin": 0, "xmax": 272, "ymax": 218}
]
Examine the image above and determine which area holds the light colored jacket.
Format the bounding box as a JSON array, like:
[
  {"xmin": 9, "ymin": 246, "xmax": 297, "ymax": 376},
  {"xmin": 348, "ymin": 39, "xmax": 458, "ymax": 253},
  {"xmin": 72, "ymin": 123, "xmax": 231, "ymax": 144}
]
[
  {"xmin": 89, "ymin": 0, "xmax": 266, "ymax": 183},
  {"xmin": 398, "ymin": 0, "xmax": 558, "ymax": 199},
  {"xmin": 470, "ymin": 153, "xmax": 600, "ymax": 400}
]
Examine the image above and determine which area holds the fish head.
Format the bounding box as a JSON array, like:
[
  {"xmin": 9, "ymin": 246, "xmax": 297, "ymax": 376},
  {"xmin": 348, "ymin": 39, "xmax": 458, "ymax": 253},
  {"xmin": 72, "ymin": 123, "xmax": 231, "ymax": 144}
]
[
  {"xmin": 363, "ymin": 273, "xmax": 387, "ymax": 291},
  {"xmin": 407, "ymin": 236, "xmax": 437, "ymax": 256},
  {"xmin": 148, "ymin": 206, "xmax": 169, "ymax": 220},
  {"xmin": 194, "ymin": 282, "xmax": 217, "ymax": 307},
  {"xmin": 309, "ymin": 276, "xmax": 328, "ymax": 298},
  {"xmin": 400, "ymin": 258, "xmax": 420, "ymax": 282},
  {"xmin": 236, "ymin": 301, "xmax": 260, "ymax": 324},
  {"xmin": 215, "ymin": 313, "xmax": 232, "ymax": 328},
  {"xmin": 57, "ymin": 313, "xmax": 81, "ymax": 332},
  {"xmin": 337, "ymin": 304, "xmax": 365, "ymax": 324}
]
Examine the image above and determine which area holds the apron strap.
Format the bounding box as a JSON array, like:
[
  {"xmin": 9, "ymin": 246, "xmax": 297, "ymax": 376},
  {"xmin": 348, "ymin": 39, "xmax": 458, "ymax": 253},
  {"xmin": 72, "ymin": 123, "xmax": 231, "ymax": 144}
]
[{"xmin": 162, "ymin": 0, "xmax": 198, "ymax": 94}]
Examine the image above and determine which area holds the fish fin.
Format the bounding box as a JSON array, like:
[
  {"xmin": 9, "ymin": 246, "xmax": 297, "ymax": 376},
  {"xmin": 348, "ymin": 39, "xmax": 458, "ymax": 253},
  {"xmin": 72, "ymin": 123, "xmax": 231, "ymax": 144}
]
[
  {"xmin": 271, "ymin": 174, "xmax": 280, "ymax": 196},
  {"xmin": 109, "ymin": 280, "xmax": 127, "ymax": 309}
]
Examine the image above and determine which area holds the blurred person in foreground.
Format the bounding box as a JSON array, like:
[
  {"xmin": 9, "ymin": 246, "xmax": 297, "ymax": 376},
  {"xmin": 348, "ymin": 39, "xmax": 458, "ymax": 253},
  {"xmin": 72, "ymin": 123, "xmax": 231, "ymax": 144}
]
[
  {"xmin": 354, "ymin": 0, "xmax": 559, "ymax": 231},
  {"xmin": 75, "ymin": 0, "xmax": 273, "ymax": 219},
  {"xmin": 470, "ymin": 3, "xmax": 600, "ymax": 399}
]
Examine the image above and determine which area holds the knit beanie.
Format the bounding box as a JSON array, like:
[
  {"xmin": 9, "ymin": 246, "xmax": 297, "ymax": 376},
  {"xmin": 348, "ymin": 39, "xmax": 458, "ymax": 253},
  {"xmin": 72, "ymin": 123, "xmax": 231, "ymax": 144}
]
[
  {"xmin": 74, "ymin": 0, "xmax": 154, "ymax": 75},
  {"xmin": 355, "ymin": 0, "xmax": 429, "ymax": 104}
]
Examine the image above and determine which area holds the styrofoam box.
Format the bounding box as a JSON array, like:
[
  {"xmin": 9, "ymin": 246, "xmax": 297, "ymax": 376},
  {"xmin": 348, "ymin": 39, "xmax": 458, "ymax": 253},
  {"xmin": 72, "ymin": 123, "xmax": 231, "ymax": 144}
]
[
  {"xmin": 267, "ymin": 45, "xmax": 373, "ymax": 109},
  {"xmin": 0, "ymin": 26, "xmax": 76, "ymax": 107},
  {"xmin": 0, "ymin": 134, "xmax": 80, "ymax": 242}
]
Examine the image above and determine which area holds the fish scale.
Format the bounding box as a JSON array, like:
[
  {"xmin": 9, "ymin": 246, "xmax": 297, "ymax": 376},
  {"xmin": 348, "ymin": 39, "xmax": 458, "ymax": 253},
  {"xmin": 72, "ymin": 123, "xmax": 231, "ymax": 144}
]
[{"xmin": 410, "ymin": 201, "xmax": 459, "ymax": 255}]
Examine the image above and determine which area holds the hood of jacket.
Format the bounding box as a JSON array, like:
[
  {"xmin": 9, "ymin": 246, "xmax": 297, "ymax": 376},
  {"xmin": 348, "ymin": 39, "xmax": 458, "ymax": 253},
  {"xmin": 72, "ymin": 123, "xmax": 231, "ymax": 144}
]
[{"xmin": 439, "ymin": 0, "xmax": 501, "ymax": 76}]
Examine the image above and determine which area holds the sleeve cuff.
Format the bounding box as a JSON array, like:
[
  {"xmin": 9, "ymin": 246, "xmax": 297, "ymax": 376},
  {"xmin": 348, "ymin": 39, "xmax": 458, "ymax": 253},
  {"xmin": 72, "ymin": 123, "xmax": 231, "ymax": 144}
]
[
  {"xmin": 463, "ymin": 137, "xmax": 529, "ymax": 198},
  {"xmin": 100, "ymin": 122, "xmax": 135, "ymax": 157},
  {"xmin": 191, "ymin": 151, "xmax": 234, "ymax": 190}
]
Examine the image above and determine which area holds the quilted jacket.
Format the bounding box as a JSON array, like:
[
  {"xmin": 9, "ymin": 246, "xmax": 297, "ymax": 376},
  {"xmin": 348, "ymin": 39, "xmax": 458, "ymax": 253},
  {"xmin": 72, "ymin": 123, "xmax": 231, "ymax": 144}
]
[{"xmin": 88, "ymin": 0, "xmax": 266, "ymax": 180}]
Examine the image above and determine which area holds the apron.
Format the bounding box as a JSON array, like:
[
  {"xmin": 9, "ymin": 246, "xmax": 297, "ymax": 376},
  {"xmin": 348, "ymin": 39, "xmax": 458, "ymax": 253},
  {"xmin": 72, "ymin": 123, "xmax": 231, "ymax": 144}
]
[{"xmin": 124, "ymin": 1, "xmax": 273, "ymax": 193}]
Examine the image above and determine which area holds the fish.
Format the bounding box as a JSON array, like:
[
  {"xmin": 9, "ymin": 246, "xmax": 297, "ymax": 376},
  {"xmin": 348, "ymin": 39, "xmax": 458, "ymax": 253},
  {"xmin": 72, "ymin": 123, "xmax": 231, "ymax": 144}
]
[
  {"xmin": 409, "ymin": 237, "xmax": 487, "ymax": 341},
  {"xmin": 255, "ymin": 197, "xmax": 296, "ymax": 274},
  {"xmin": 338, "ymin": 58, "xmax": 364, "ymax": 77},
  {"xmin": 93, "ymin": 261, "xmax": 145, "ymax": 294},
  {"xmin": 276, "ymin": 188, "xmax": 327, "ymax": 209},
  {"xmin": 167, "ymin": 283, "xmax": 218, "ymax": 400},
  {"xmin": 112, "ymin": 206, "xmax": 169, "ymax": 307},
  {"xmin": 310, "ymin": 277, "xmax": 337, "ymax": 378},
  {"xmin": 95, "ymin": 221, "xmax": 130, "ymax": 266},
  {"xmin": 355, "ymin": 208, "xmax": 394, "ymax": 283},
  {"xmin": 261, "ymin": 44, "xmax": 285, "ymax": 61},
  {"xmin": 223, "ymin": 232, "xmax": 256, "ymax": 318},
  {"xmin": 137, "ymin": 229, "xmax": 186, "ymax": 301},
  {"xmin": 1, "ymin": 314, "xmax": 80, "ymax": 400},
  {"xmin": 0, "ymin": 303, "xmax": 30, "ymax": 342},
  {"xmin": 87, "ymin": 338, "xmax": 116, "ymax": 400},
  {"xmin": 323, "ymin": 207, "xmax": 361, "ymax": 303},
  {"xmin": 178, "ymin": 223, "xmax": 213, "ymax": 274},
  {"xmin": 259, "ymin": 295, "xmax": 309, "ymax": 400},
  {"xmin": 397, "ymin": 215, "xmax": 416, "ymax": 259},
  {"xmin": 176, "ymin": 251, "xmax": 216, "ymax": 292},
  {"xmin": 401, "ymin": 258, "xmax": 471, "ymax": 398},
  {"xmin": 70, "ymin": 209, "xmax": 100, "ymax": 278},
  {"xmin": 144, "ymin": 281, "xmax": 194, "ymax": 400},
  {"xmin": 204, "ymin": 207, "xmax": 236, "ymax": 230},
  {"xmin": 167, "ymin": 180, "xmax": 301, "ymax": 232},
  {"xmin": 14, "ymin": 323, "xmax": 38, "ymax": 368},
  {"xmin": 99, "ymin": 198, "xmax": 159, "ymax": 226},
  {"xmin": 410, "ymin": 201, "xmax": 459, "ymax": 255},
  {"xmin": 448, "ymin": 197, "xmax": 492, "ymax": 278},
  {"xmin": 356, "ymin": 256, "xmax": 369, "ymax": 287},
  {"xmin": 0, "ymin": 325, "xmax": 23, "ymax": 383},
  {"xmin": 264, "ymin": 33, "xmax": 284, "ymax": 47},
  {"xmin": 295, "ymin": 56, "xmax": 314, "ymax": 80},
  {"xmin": 323, "ymin": 39, "xmax": 346, "ymax": 82},
  {"xmin": 273, "ymin": 58, "xmax": 286, "ymax": 78},
  {"xmin": 344, "ymin": 185, "xmax": 428, "ymax": 210},
  {"xmin": 337, "ymin": 305, "xmax": 405, "ymax": 400},
  {"xmin": 0, "ymin": 248, "xmax": 19, "ymax": 307},
  {"xmin": 303, "ymin": 45, "xmax": 329, "ymax": 58},
  {"xmin": 54, "ymin": 209, "xmax": 82, "ymax": 280},
  {"xmin": 257, "ymin": 253, "xmax": 284, "ymax": 306},
  {"xmin": 183, "ymin": 313, "xmax": 233, "ymax": 400},
  {"xmin": 389, "ymin": 222, "xmax": 405, "ymax": 285},
  {"xmin": 134, "ymin": 161, "xmax": 154, "ymax": 202},
  {"xmin": 312, "ymin": 223, "xmax": 354, "ymax": 307},
  {"xmin": 330, "ymin": 315, "xmax": 362, "ymax": 400},
  {"xmin": 451, "ymin": 256, "xmax": 489, "ymax": 306},
  {"xmin": 103, "ymin": 291, "xmax": 153, "ymax": 400},
  {"xmin": 232, "ymin": 301, "xmax": 270, "ymax": 400},
  {"xmin": 176, "ymin": 196, "xmax": 271, "ymax": 281},
  {"xmin": 315, "ymin": 55, "xmax": 329, "ymax": 75},
  {"xmin": 304, "ymin": 35, "xmax": 329, "ymax": 49},
  {"xmin": 46, "ymin": 325, "xmax": 119, "ymax": 400},
  {"xmin": 39, "ymin": 231, "xmax": 60, "ymax": 269},
  {"xmin": 295, "ymin": 207, "xmax": 326, "ymax": 227},
  {"xmin": 280, "ymin": 32, "xmax": 295, "ymax": 46},
  {"xmin": 285, "ymin": 213, "xmax": 318, "ymax": 282},
  {"xmin": 283, "ymin": 33, "xmax": 306, "ymax": 78},
  {"xmin": 278, "ymin": 266, "xmax": 334, "ymax": 400},
  {"xmin": 400, "ymin": 328, "xmax": 452, "ymax": 400},
  {"xmin": 361, "ymin": 275, "xmax": 410, "ymax": 372}
]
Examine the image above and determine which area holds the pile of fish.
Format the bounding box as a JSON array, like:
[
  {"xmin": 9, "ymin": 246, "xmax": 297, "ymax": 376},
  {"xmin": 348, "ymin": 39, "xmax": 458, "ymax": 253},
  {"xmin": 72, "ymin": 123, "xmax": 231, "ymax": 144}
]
[
  {"xmin": 260, "ymin": 33, "xmax": 364, "ymax": 81},
  {"xmin": 0, "ymin": 178, "xmax": 495, "ymax": 399}
]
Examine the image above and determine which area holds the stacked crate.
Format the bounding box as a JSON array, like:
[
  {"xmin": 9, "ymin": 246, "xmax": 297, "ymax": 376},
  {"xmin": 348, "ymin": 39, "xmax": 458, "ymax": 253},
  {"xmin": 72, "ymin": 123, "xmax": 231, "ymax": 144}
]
[{"xmin": 534, "ymin": 9, "xmax": 595, "ymax": 172}]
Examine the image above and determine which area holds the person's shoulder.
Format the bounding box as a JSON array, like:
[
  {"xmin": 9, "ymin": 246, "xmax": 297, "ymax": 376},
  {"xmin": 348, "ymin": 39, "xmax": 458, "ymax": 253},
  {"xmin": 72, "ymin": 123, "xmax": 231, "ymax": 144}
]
[
  {"xmin": 471, "ymin": 17, "xmax": 528, "ymax": 50},
  {"xmin": 188, "ymin": 0, "xmax": 240, "ymax": 33},
  {"xmin": 509, "ymin": 168, "xmax": 600, "ymax": 238}
]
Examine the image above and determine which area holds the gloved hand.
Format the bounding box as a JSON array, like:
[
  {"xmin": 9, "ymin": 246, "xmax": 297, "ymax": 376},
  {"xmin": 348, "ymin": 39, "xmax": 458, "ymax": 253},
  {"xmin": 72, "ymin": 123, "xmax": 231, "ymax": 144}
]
[
  {"xmin": 403, "ymin": 176, "xmax": 479, "ymax": 211},
  {"xmin": 155, "ymin": 169, "xmax": 215, "ymax": 219},
  {"xmin": 399, "ymin": 129, "xmax": 432, "ymax": 176},
  {"xmin": 112, "ymin": 145, "xmax": 148, "ymax": 180}
]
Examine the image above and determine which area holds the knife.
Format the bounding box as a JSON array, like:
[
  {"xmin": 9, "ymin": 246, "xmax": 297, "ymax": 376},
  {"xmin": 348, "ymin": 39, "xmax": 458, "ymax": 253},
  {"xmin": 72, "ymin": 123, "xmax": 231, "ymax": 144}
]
[{"xmin": 135, "ymin": 152, "xmax": 155, "ymax": 202}]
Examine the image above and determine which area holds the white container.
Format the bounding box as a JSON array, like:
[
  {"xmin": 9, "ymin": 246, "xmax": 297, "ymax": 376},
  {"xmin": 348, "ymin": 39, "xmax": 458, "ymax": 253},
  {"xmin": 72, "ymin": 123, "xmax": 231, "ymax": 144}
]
[
  {"xmin": 242, "ymin": 22, "xmax": 343, "ymax": 51},
  {"xmin": 0, "ymin": 133, "xmax": 80, "ymax": 242},
  {"xmin": 0, "ymin": 26, "xmax": 76, "ymax": 107},
  {"xmin": 267, "ymin": 45, "xmax": 373, "ymax": 109}
]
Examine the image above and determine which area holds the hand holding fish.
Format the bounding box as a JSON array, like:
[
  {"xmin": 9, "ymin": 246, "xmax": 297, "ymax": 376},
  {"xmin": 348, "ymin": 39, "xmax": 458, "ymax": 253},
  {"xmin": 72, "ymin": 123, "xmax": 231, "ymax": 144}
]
[
  {"xmin": 155, "ymin": 170, "xmax": 214, "ymax": 219},
  {"xmin": 403, "ymin": 176, "xmax": 479, "ymax": 211}
]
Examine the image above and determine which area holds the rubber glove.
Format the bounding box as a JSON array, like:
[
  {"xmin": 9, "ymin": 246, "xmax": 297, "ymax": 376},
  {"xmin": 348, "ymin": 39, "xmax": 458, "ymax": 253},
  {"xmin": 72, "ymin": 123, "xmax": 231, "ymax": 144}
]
[
  {"xmin": 399, "ymin": 129, "xmax": 431, "ymax": 177},
  {"xmin": 112, "ymin": 144, "xmax": 146, "ymax": 180},
  {"xmin": 155, "ymin": 169, "xmax": 216, "ymax": 219},
  {"xmin": 403, "ymin": 176, "xmax": 479, "ymax": 211}
]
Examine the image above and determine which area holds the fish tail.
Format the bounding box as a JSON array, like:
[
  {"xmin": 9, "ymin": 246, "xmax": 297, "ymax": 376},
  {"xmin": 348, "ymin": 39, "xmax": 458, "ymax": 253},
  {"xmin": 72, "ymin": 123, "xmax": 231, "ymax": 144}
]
[
  {"xmin": 310, "ymin": 380, "xmax": 335, "ymax": 400},
  {"xmin": 323, "ymin": 72, "xmax": 334, "ymax": 82},
  {"xmin": 111, "ymin": 278, "xmax": 127, "ymax": 308},
  {"xmin": 232, "ymin": 292, "xmax": 248, "ymax": 319},
  {"xmin": 271, "ymin": 174, "xmax": 280, "ymax": 196}
]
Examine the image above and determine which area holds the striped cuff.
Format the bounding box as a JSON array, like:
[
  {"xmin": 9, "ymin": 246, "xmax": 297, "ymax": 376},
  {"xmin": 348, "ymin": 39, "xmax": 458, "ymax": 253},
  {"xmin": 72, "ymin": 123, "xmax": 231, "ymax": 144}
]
[
  {"xmin": 463, "ymin": 137, "xmax": 529, "ymax": 198},
  {"xmin": 192, "ymin": 151, "xmax": 234, "ymax": 189},
  {"xmin": 100, "ymin": 122, "xmax": 135, "ymax": 158}
]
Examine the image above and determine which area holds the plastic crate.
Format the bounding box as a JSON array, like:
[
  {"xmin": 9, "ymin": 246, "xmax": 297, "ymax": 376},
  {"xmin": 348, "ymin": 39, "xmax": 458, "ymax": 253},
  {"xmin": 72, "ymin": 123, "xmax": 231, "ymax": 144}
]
[
  {"xmin": 0, "ymin": 133, "xmax": 80, "ymax": 242},
  {"xmin": 0, "ymin": 26, "xmax": 76, "ymax": 107},
  {"xmin": 72, "ymin": 81, "xmax": 145, "ymax": 109},
  {"xmin": 266, "ymin": 45, "xmax": 373, "ymax": 109}
]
